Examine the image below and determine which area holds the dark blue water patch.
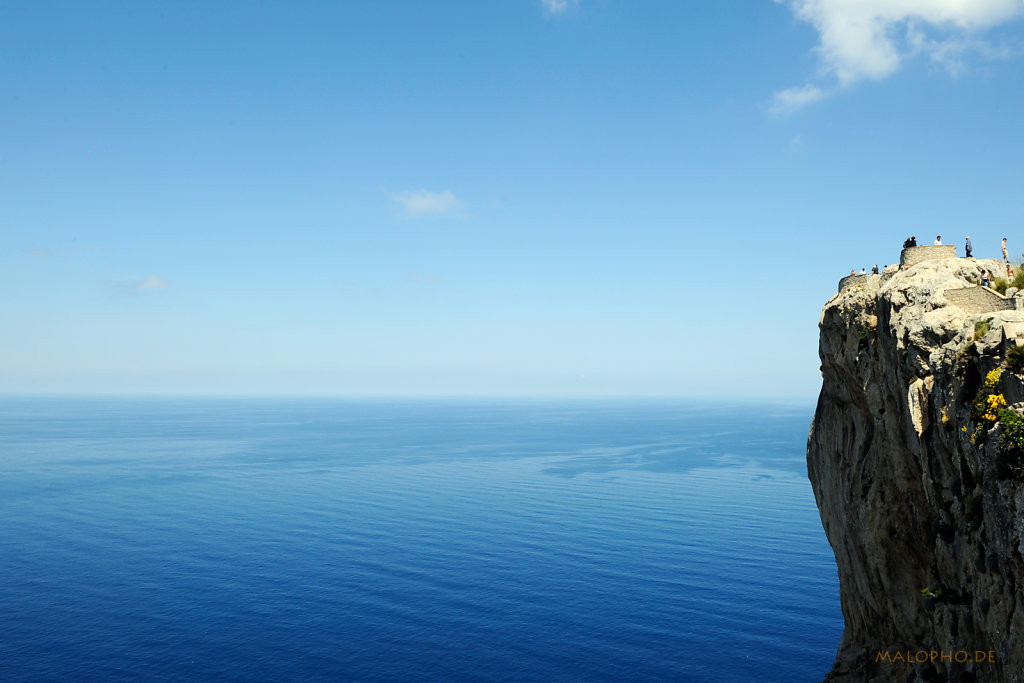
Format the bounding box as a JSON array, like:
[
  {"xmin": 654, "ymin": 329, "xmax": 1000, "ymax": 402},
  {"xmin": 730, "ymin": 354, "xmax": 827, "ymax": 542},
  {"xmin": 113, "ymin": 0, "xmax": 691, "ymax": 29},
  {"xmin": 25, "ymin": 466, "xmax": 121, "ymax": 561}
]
[{"xmin": 0, "ymin": 397, "xmax": 840, "ymax": 682}]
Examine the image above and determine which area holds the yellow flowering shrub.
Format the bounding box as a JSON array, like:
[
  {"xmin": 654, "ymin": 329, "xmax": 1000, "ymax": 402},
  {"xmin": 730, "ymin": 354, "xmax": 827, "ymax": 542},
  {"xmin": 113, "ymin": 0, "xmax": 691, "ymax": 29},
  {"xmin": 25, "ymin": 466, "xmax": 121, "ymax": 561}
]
[
  {"xmin": 985, "ymin": 393, "xmax": 1007, "ymax": 423},
  {"xmin": 970, "ymin": 369, "xmax": 1006, "ymax": 444}
]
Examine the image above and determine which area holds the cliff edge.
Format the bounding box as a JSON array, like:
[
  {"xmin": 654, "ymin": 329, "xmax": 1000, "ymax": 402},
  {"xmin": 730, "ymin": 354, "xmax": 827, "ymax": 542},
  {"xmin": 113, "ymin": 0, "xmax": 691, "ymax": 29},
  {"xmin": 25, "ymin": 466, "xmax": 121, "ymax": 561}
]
[{"xmin": 811, "ymin": 254, "xmax": 1024, "ymax": 682}]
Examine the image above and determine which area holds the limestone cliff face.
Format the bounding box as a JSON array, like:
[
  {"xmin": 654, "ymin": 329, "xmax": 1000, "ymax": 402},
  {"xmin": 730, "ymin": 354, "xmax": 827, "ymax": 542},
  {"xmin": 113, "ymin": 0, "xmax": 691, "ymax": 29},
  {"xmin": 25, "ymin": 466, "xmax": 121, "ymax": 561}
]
[{"xmin": 811, "ymin": 255, "xmax": 1024, "ymax": 682}]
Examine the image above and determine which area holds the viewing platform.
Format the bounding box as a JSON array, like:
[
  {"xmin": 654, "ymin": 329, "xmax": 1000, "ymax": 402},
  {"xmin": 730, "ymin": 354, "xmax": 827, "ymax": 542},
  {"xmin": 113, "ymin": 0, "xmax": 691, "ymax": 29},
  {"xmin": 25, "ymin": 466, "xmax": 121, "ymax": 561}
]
[{"xmin": 834, "ymin": 242, "xmax": 1024, "ymax": 316}]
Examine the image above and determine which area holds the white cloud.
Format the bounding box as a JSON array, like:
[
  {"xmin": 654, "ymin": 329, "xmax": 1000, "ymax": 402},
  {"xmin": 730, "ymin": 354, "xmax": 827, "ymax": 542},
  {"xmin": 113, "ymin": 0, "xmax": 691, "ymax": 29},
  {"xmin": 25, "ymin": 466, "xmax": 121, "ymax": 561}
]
[
  {"xmin": 542, "ymin": 0, "xmax": 578, "ymax": 15},
  {"xmin": 770, "ymin": 83, "xmax": 828, "ymax": 115},
  {"xmin": 391, "ymin": 189, "xmax": 465, "ymax": 218},
  {"xmin": 774, "ymin": 0, "xmax": 1024, "ymax": 112},
  {"xmin": 136, "ymin": 275, "xmax": 168, "ymax": 291}
]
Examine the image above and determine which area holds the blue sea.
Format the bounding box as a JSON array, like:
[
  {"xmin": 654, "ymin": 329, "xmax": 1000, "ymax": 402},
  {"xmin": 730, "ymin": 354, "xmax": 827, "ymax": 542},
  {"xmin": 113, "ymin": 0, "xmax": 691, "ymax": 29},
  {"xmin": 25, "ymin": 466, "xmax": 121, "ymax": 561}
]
[{"xmin": 0, "ymin": 398, "xmax": 841, "ymax": 682}]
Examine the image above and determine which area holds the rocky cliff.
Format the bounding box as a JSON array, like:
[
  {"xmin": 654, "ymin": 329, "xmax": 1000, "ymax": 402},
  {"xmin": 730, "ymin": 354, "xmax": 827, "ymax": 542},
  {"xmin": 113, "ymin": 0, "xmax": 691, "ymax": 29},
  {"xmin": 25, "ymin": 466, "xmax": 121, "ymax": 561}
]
[{"xmin": 811, "ymin": 255, "xmax": 1024, "ymax": 682}]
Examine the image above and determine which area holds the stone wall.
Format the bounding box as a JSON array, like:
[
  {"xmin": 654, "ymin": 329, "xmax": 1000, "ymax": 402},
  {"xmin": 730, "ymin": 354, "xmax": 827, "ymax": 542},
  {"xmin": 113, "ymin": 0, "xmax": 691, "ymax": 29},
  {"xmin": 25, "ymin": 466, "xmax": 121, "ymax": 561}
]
[
  {"xmin": 838, "ymin": 274, "xmax": 867, "ymax": 292},
  {"xmin": 900, "ymin": 244, "xmax": 956, "ymax": 267},
  {"xmin": 944, "ymin": 285, "xmax": 1016, "ymax": 314},
  {"xmin": 838, "ymin": 273, "xmax": 884, "ymax": 293}
]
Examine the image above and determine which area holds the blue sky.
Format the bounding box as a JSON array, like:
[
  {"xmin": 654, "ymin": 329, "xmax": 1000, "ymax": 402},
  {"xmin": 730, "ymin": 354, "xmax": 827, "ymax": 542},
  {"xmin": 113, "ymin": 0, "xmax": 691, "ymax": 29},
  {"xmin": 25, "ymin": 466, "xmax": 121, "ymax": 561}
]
[{"xmin": 4, "ymin": 0, "xmax": 1024, "ymax": 398}]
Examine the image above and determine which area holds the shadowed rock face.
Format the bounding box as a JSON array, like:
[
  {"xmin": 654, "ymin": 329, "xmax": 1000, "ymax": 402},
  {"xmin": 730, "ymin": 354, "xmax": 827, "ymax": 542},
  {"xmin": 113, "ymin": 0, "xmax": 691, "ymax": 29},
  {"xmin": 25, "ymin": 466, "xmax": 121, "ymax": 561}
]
[{"xmin": 810, "ymin": 257, "xmax": 1024, "ymax": 682}]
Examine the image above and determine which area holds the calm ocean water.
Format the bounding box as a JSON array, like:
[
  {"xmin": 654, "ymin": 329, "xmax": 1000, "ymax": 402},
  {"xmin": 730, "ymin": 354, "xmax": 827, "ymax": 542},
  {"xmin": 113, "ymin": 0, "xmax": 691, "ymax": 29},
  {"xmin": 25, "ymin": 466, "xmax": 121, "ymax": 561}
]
[{"xmin": 0, "ymin": 398, "xmax": 841, "ymax": 682}]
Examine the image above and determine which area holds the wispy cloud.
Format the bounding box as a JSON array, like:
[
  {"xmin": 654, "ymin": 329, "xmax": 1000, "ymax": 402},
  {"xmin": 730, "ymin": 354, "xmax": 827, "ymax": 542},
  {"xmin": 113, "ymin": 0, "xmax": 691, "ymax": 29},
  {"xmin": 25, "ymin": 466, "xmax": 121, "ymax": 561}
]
[
  {"xmin": 541, "ymin": 0, "xmax": 578, "ymax": 16},
  {"xmin": 769, "ymin": 84, "xmax": 828, "ymax": 116},
  {"xmin": 25, "ymin": 243, "xmax": 92, "ymax": 259},
  {"xmin": 391, "ymin": 189, "xmax": 465, "ymax": 218},
  {"xmin": 773, "ymin": 0, "xmax": 1024, "ymax": 113},
  {"xmin": 135, "ymin": 275, "xmax": 168, "ymax": 291},
  {"xmin": 404, "ymin": 270, "xmax": 442, "ymax": 285},
  {"xmin": 26, "ymin": 245, "xmax": 60, "ymax": 258}
]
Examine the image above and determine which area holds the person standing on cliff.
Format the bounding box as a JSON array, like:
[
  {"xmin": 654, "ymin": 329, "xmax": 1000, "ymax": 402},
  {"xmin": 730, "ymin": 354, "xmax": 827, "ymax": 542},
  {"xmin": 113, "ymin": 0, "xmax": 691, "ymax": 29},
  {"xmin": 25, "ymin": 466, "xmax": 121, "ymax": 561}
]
[
  {"xmin": 910, "ymin": 236, "xmax": 917, "ymax": 246},
  {"xmin": 1003, "ymin": 237, "xmax": 1009, "ymax": 262},
  {"xmin": 982, "ymin": 270, "xmax": 991, "ymax": 288},
  {"xmin": 965, "ymin": 236, "xmax": 973, "ymax": 258},
  {"xmin": 872, "ymin": 264, "xmax": 879, "ymax": 275},
  {"xmin": 934, "ymin": 235, "xmax": 942, "ymax": 245}
]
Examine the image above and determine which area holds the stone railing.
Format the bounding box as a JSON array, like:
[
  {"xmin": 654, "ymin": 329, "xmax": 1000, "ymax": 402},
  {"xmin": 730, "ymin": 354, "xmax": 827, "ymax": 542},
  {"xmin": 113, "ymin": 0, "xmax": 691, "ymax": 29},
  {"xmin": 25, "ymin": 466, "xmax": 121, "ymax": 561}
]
[
  {"xmin": 900, "ymin": 244, "xmax": 956, "ymax": 268},
  {"xmin": 945, "ymin": 286, "xmax": 1017, "ymax": 314}
]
